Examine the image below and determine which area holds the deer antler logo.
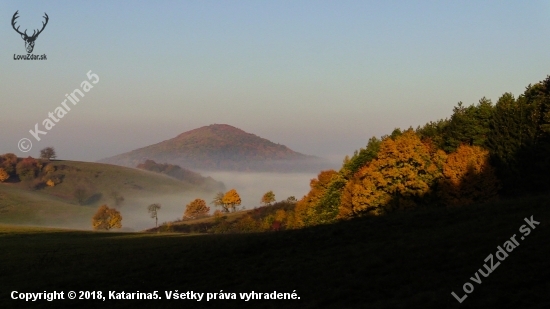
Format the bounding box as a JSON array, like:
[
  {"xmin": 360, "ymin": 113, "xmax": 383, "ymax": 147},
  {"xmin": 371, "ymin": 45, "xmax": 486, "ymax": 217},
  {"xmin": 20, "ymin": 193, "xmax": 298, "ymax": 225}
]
[{"xmin": 11, "ymin": 10, "xmax": 49, "ymax": 54}]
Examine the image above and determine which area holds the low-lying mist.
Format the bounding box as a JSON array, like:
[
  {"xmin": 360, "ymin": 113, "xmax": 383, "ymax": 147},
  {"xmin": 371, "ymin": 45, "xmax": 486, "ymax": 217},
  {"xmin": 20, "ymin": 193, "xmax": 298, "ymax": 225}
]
[{"xmin": 117, "ymin": 172, "xmax": 317, "ymax": 231}]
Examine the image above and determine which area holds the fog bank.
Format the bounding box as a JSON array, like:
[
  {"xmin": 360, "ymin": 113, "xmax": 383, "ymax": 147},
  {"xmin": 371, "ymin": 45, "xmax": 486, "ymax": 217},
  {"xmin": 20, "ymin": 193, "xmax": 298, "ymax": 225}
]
[{"xmin": 113, "ymin": 172, "xmax": 317, "ymax": 231}]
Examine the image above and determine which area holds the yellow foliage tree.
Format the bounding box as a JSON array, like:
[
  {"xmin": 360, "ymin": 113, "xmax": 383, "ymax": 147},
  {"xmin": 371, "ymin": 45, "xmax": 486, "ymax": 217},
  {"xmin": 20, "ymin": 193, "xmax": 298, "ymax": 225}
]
[
  {"xmin": 0, "ymin": 168, "xmax": 9, "ymax": 182},
  {"xmin": 222, "ymin": 189, "xmax": 241, "ymax": 212},
  {"xmin": 274, "ymin": 209, "xmax": 287, "ymax": 222},
  {"xmin": 46, "ymin": 179, "xmax": 55, "ymax": 187},
  {"xmin": 183, "ymin": 198, "xmax": 210, "ymax": 220},
  {"xmin": 338, "ymin": 130, "xmax": 446, "ymax": 218},
  {"xmin": 440, "ymin": 144, "xmax": 499, "ymax": 206},
  {"xmin": 92, "ymin": 205, "xmax": 122, "ymax": 230}
]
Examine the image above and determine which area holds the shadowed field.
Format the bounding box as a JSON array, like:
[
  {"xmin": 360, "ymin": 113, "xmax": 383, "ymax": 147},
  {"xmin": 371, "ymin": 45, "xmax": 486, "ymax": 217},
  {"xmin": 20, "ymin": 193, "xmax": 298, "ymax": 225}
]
[{"xmin": 0, "ymin": 194, "xmax": 549, "ymax": 308}]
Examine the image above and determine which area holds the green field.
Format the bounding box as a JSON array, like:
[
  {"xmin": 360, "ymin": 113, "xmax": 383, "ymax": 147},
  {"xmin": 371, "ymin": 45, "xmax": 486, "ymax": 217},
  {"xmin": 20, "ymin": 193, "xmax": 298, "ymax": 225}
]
[
  {"xmin": 1, "ymin": 194, "xmax": 549, "ymax": 308},
  {"xmin": 0, "ymin": 160, "xmax": 212, "ymax": 229}
]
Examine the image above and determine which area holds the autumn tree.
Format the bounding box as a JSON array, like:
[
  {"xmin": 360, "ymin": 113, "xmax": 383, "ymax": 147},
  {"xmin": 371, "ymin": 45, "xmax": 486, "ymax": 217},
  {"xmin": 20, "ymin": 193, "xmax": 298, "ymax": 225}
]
[
  {"xmin": 293, "ymin": 170, "xmax": 339, "ymax": 228},
  {"xmin": 290, "ymin": 137, "xmax": 383, "ymax": 228},
  {"xmin": 272, "ymin": 209, "xmax": 287, "ymax": 230},
  {"xmin": 290, "ymin": 137, "xmax": 384, "ymax": 226},
  {"xmin": 440, "ymin": 145, "xmax": 499, "ymax": 206},
  {"xmin": 15, "ymin": 157, "xmax": 40, "ymax": 181},
  {"xmin": 261, "ymin": 191, "xmax": 275, "ymax": 206},
  {"xmin": 148, "ymin": 203, "xmax": 161, "ymax": 227},
  {"xmin": 183, "ymin": 198, "xmax": 210, "ymax": 219},
  {"xmin": 338, "ymin": 130, "xmax": 446, "ymax": 219},
  {"xmin": 222, "ymin": 189, "xmax": 241, "ymax": 212},
  {"xmin": 0, "ymin": 168, "xmax": 9, "ymax": 182},
  {"xmin": 0, "ymin": 153, "xmax": 17, "ymax": 178},
  {"xmin": 308, "ymin": 172, "xmax": 347, "ymax": 225},
  {"xmin": 92, "ymin": 205, "xmax": 122, "ymax": 230},
  {"xmin": 40, "ymin": 147, "xmax": 57, "ymax": 160}
]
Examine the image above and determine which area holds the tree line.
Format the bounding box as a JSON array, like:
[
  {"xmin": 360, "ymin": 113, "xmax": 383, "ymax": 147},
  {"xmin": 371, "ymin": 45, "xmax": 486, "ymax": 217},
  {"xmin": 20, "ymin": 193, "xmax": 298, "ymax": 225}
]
[
  {"xmin": 290, "ymin": 75, "xmax": 550, "ymax": 227},
  {"xmin": 0, "ymin": 147, "xmax": 61, "ymax": 188},
  {"xmin": 158, "ymin": 75, "xmax": 550, "ymax": 233}
]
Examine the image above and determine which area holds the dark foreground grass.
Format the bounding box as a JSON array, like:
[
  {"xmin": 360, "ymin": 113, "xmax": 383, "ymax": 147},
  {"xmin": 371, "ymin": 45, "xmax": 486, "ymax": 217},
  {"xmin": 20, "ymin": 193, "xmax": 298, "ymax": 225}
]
[{"xmin": 1, "ymin": 195, "xmax": 549, "ymax": 309}]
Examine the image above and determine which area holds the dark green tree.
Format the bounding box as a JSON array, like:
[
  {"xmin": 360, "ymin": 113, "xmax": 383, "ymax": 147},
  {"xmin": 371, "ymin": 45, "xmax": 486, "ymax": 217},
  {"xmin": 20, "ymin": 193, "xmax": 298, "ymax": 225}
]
[
  {"xmin": 39, "ymin": 147, "xmax": 56, "ymax": 160},
  {"xmin": 441, "ymin": 98, "xmax": 494, "ymax": 153},
  {"xmin": 341, "ymin": 136, "xmax": 381, "ymax": 178}
]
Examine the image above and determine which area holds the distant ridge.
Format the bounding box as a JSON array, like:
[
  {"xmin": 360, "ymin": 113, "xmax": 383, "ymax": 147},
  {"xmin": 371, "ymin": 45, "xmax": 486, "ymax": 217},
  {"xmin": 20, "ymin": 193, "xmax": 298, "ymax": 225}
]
[
  {"xmin": 98, "ymin": 124, "xmax": 328, "ymax": 172},
  {"xmin": 136, "ymin": 159, "xmax": 225, "ymax": 191}
]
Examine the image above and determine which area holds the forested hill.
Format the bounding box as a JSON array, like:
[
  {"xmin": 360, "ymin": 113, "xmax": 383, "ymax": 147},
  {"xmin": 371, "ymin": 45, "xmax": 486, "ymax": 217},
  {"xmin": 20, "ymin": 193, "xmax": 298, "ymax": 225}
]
[
  {"xmin": 177, "ymin": 75, "xmax": 550, "ymax": 233},
  {"xmin": 289, "ymin": 74, "xmax": 550, "ymax": 227},
  {"xmin": 99, "ymin": 124, "xmax": 328, "ymax": 172}
]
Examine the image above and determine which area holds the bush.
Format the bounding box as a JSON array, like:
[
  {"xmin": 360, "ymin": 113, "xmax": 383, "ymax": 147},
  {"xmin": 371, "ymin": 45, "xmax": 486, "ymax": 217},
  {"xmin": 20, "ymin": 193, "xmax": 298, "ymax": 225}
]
[
  {"xmin": 92, "ymin": 205, "xmax": 122, "ymax": 230},
  {"xmin": 16, "ymin": 157, "xmax": 40, "ymax": 181},
  {"xmin": 0, "ymin": 168, "xmax": 9, "ymax": 182}
]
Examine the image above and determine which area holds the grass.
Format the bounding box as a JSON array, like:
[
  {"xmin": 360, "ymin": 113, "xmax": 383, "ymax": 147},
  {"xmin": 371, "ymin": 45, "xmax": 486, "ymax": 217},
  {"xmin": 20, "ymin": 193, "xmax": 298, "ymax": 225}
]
[
  {"xmin": 38, "ymin": 160, "xmax": 196, "ymax": 198},
  {"xmin": 0, "ymin": 185, "xmax": 93, "ymax": 227},
  {"xmin": 0, "ymin": 160, "xmax": 214, "ymax": 228},
  {"xmin": 0, "ymin": 194, "xmax": 549, "ymax": 308}
]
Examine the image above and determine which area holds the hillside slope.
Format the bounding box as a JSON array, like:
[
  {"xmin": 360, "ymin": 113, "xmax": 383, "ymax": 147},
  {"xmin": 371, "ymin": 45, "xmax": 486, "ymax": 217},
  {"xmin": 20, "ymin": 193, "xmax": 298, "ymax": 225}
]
[
  {"xmin": 136, "ymin": 159, "xmax": 225, "ymax": 192},
  {"xmin": 0, "ymin": 160, "xmax": 221, "ymax": 229},
  {"xmin": 98, "ymin": 124, "xmax": 328, "ymax": 172}
]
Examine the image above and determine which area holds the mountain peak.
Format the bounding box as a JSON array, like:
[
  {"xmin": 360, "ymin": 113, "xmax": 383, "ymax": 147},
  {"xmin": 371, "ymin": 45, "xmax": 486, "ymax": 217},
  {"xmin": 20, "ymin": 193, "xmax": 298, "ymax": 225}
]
[
  {"xmin": 176, "ymin": 124, "xmax": 244, "ymax": 137},
  {"xmin": 99, "ymin": 124, "xmax": 326, "ymax": 172}
]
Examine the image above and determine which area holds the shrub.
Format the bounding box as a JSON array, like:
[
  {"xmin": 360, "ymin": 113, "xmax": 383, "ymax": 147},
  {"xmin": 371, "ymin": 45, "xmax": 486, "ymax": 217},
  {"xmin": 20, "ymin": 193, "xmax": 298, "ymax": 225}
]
[
  {"xmin": 0, "ymin": 168, "xmax": 9, "ymax": 182},
  {"xmin": 92, "ymin": 205, "xmax": 122, "ymax": 230}
]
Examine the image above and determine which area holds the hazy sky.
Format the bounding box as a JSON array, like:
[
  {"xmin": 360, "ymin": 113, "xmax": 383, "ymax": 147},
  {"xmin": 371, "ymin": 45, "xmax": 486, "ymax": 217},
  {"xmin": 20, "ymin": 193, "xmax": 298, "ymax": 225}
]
[{"xmin": 1, "ymin": 1, "xmax": 549, "ymax": 163}]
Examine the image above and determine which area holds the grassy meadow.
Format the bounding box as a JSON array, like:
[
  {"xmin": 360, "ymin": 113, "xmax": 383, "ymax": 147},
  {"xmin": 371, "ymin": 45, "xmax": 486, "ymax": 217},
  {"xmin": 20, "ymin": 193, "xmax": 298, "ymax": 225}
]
[
  {"xmin": 0, "ymin": 160, "xmax": 211, "ymax": 229},
  {"xmin": 1, "ymin": 194, "xmax": 549, "ymax": 308}
]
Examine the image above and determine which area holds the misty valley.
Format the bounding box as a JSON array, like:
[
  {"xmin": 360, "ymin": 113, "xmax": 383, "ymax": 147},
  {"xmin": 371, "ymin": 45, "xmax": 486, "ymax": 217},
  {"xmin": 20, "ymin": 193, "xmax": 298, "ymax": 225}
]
[
  {"xmin": 2, "ymin": 76, "xmax": 550, "ymax": 307},
  {"xmin": 2, "ymin": 2, "xmax": 550, "ymax": 307}
]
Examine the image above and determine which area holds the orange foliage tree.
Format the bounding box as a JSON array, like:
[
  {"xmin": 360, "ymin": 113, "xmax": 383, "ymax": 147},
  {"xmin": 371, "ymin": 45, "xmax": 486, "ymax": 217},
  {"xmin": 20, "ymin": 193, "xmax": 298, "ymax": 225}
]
[
  {"xmin": 0, "ymin": 168, "xmax": 9, "ymax": 182},
  {"xmin": 92, "ymin": 205, "xmax": 122, "ymax": 230},
  {"xmin": 338, "ymin": 130, "xmax": 446, "ymax": 218},
  {"xmin": 439, "ymin": 144, "xmax": 499, "ymax": 206},
  {"xmin": 183, "ymin": 198, "xmax": 210, "ymax": 220},
  {"xmin": 293, "ymin": 170, "xmax": 338, "ymax": 227},
  {"xmin": 222, "ymin": 189, "xmax": 241, "ymax": 212},
  {"xmin": 0, "ymin": 153, "xmax": 18, "ymax": 175}
]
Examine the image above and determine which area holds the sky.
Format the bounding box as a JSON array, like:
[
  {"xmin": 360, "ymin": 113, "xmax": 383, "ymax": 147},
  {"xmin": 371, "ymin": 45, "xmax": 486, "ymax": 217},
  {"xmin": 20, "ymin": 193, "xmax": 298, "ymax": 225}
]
[{"xmin": 1, "ymin": 1, "xmax": 550, "ymax": 163}]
